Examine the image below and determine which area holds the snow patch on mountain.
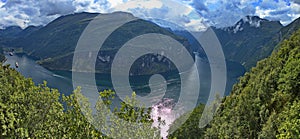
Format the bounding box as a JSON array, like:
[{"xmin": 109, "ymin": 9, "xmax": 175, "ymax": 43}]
[
  {"xmin": 242, "ymin": 16, "xmax": 262, "ymax": 28},
  {"xmin": 222, "ymin": 16, "xmax": 265, "ymax": 33},
  {"xmin": 233, "ymin": 21, "xmax": 244, "ymax": 33}
]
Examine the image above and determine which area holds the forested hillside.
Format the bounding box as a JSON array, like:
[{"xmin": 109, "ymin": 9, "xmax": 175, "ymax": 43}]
[
  {"xmin": 205, "ymin": 29, "xmax": 300, "ymax": 138},
  {"xmin": 1, "ymin": 29, "xmax": 300, "ymax": 139},
  {"xmin": 0, "ymin": 47, "xmax": 6, "ymax": 63},
  {"xmin": 0, "ymin": 62, "xmax": 161, "ymax": 138},
  {"xmin": 1, "ymin": 14, "xmax": 300, "ymax": 139},
  {"xmin": 0, "ymin": 63, "xmax": 103, "ymax": 138},
  {"xmin": 168, "ymin": 29, "xmax": 300, "ymax": 139}
]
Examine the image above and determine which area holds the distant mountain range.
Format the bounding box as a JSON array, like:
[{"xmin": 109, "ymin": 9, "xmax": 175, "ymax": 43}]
[
  {"xmin": 213, "ymin": 16, "xmax": 284, "ymax": 69},
  {"xmin": 0, "ymin": 12, "xmax": 192, "ymax": 75},
  {"xmin": 0, "ymin": 26, "xmax": 42, "ymax": 45},
  {"xmin": 0, "ymin": 12, "xmax": 299, "ymax": 73},
  {"xmin": 175, "ymin": 15, "xmax": 300, "ymax": 70}
]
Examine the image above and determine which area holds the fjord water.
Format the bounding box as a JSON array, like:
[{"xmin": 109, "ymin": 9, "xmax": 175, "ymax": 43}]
[
  {"xmin": 4, "ymin": 53, "xmax": 244, "ymax": 104},
  {"xmin": 4, "ymin": 53, "xmax": 244, "ymax": 137},
  {"xmin": 4, "ymin": 54, "xmax": 74, "ymax": 95}
]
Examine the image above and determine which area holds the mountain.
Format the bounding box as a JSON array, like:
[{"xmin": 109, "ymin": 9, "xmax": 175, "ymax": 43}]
[
  {"xmin": 172, "ymin": 16, "xmax": 300, "ymax": 70},
  {"xmin": 16, "ymin": 25, "xmax": 43, "ymax": 37},
  {"xmin": 0, "ymin": 26, "xmax": 23, "ymax": 38},
  {"xmin": 0, "ymin": 26, "xmax": 23, "ymax": 46},
  {"xmin": 168, "ymin": 28, "xmax": 300, "ymax": 138},
  {"xmin": 11, "ymin": 12, "xmax": 99, "ymax": 59},
  {"xmin": 245, "ymin": 17, "xmax": 300, "ymax": 70},
  {"xmin": 280, "ymin": 17, "xmax": 300, "ymax": 40},
  {"xmin": 2, "ymin": 14, "xmax": 300, "ymax": 74},
  {"xmin": 0, "ymin": 26, "xmax": 42, "ymax": 47},
  {"xmin": 7, "ymin": 12, "xmax": 191, "ymax": 75},
  {"xmin": 270, "ymin": 17, "xmax": 300, "ymax": 51},
  {"xmin": 212, "ymin": 16, "xmax": 300, "ymax": 70},
  {"xmin": 205, "ymin": 28, "xmax": 300, "ymax": 139},
  {"xmin": 212, "ymin": 16, "xmax": 284, "ymax": 69}
]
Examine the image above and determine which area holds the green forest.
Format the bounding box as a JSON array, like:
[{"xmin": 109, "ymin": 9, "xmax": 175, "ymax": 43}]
[
  {"xmin": 1, "ymin": 29, "xmax": 300, "ymax": 138},
  {"xmin": 169, "ymin": 29, "xmax": 300, "ymax": 138},
  {"xmin": 0, "ymin": 63, "xmax": 161, "ymax": 138},
  {"xmin": 0, "ymin": 64, "xmax": 101, "ymax": 138},
  {"xmin": 204, "ymin": 28, "xmax": 300, "ymax": 138}
]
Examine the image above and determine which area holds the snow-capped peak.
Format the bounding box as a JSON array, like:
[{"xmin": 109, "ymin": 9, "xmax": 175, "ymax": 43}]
[
  {"xmin": 224, "ymin": 16, "xmax": 266, "ymax": 33},
  {"xmin": 242, "ymin": 16, "xmax": 263, "ymax": 28}
]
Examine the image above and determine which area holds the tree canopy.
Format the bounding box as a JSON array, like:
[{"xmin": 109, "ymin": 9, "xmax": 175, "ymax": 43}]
[
  {"xmin": 167, "ymin": 29, "xmax": 300, "ymax": 139},
  {"xmin": 0, "ymin": 63, "xmax": 161, "ymax": 138},
  {"xmin": 1, "ymin": 28, "xmax": 300, "ymax": 138}
]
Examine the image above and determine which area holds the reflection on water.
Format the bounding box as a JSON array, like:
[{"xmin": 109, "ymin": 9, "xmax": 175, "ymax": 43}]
[
  {"xmin": 4, "ymin": 53, "xmax": 245, "ymax": 137},
  {"xmin": 4, "ymin": 53, "xmax": 245, "ymax": 104}
]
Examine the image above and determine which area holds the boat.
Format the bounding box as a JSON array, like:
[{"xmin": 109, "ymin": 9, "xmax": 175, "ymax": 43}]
[
  {"xmin": 9, "ymin": 52, "xmax": 13, "ymax": 56},
  {"xmin": 15, "ymin": 62, "xmax": 19, "ymax": 68}
]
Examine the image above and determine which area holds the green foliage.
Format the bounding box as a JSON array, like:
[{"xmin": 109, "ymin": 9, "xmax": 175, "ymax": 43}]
[
  {"xmin": 277, "ymin": 100, "xmax": 300, "ymax": 139},
  {"xmin": 0, "ymin": 47, "xmax": 5, "ymax": 63},
  {"xmin": 2, "ymin": 15, "xmax": 300, "ymax": 138},
  {"xmin": 0, "ymin": 54, "xmax": 5, "ymax": 63},
  {"xmin": 60, "ymin": 89, "xmax": 103, "ymax": 138},
  {"xmin": 0, "ymin": 64, "xmax": 103, "ymax": 138},
  {"xmin": 204, "ymin": 29, "xmax": 300, "ymax": 138},
  {"xmin": 168, "ymin": 104, "xmax": 205, "ymax": 139},
  {"xmin": 0, "ymin": 63, "xmax": 162, "ymax": 138},
  {"xmin": 132, "ymin": 30, "xmax": 300, "ymax": 139},
  {"xmin": 93, "ymin": 91, "xmax": 161, "ymax": 139},
  {"xmin": 167, "ymin": 94, "xmax": 222, "ymax": 139}
]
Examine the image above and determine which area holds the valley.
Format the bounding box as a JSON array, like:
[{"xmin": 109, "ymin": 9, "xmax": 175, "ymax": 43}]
[{"xmin": 1, "ymin": 9, "xmax": 300, "ymax": 139}]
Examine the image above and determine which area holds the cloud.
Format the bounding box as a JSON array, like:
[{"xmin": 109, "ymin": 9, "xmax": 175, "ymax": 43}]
[
  {"xmin": 0, "ymin": 0, "xmax": 75, "ymax": 28},
  {"xmin": 259, "ymin": 0, "xmax": 282, "ymax": 10},
  {"xmin": 73, "ymin": 0, "xmax": 112, "ymax": 13},
  {"xmin": 292, "ymin": 0, "xmax": 300, "ymax": 4},
  {"xmin": 111, "ymin": 0, "xmax": 208, "ymax": 31},
  {"xmin": 191, "ymin": 0, "xmax": 208, "ymax": 14},
  {"xmin": 198, "ymin": 0, "xmax": 257, "ymax": 28},
  {"xmin": 255, "ymin": 0, "xmax": 300, "ymax": 25},
  {"xmin": 39, "ymin": 0, "xmax": 76, "ymax": 16},
  {"xmin": 0, "ymin": 0, "xmax": 299, "ymax": 30},
  {"xmin": 189, "ymin": 0, "xmax": 300, "ymax": 27}
]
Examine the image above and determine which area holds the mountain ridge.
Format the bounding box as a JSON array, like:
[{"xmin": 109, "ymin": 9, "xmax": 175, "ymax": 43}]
[
  {"xmin": 168, "ymin": 27, "xmax": 300, "ymax": 139},
  {"xmin": 1, "ymin": 13, "xmax": 300, "ymax": 72},
  {"xmin": 3, "ymin": 12, "xmax": 192, "ymax": 75}
]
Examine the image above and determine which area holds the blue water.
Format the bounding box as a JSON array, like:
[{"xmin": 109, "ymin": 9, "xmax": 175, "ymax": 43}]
[{"xmin": 4, "ymin": 53, "xmax": 245, "ymax": 105}]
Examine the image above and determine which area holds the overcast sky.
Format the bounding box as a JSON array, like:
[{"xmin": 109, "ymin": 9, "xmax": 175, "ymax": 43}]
[{"xmin": 0, "ymin": 0, "xmax": 300, "ymax": 31}]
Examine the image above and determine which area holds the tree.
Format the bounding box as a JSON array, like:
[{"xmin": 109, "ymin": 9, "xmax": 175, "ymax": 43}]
[
  {"xmin": 204, "ymin": 29, "xmax": 300, "ymax": 138},
  {"xmin": 277, "ymin": 100, "xmax": 300, "ymax": 139},
  {"xmin": 92, "ymin": 90, "xmax": 161, "ymax": 138},
  {"xmin": 0, "ymin": 63, "xmax": 161, "ymax": 138}
]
